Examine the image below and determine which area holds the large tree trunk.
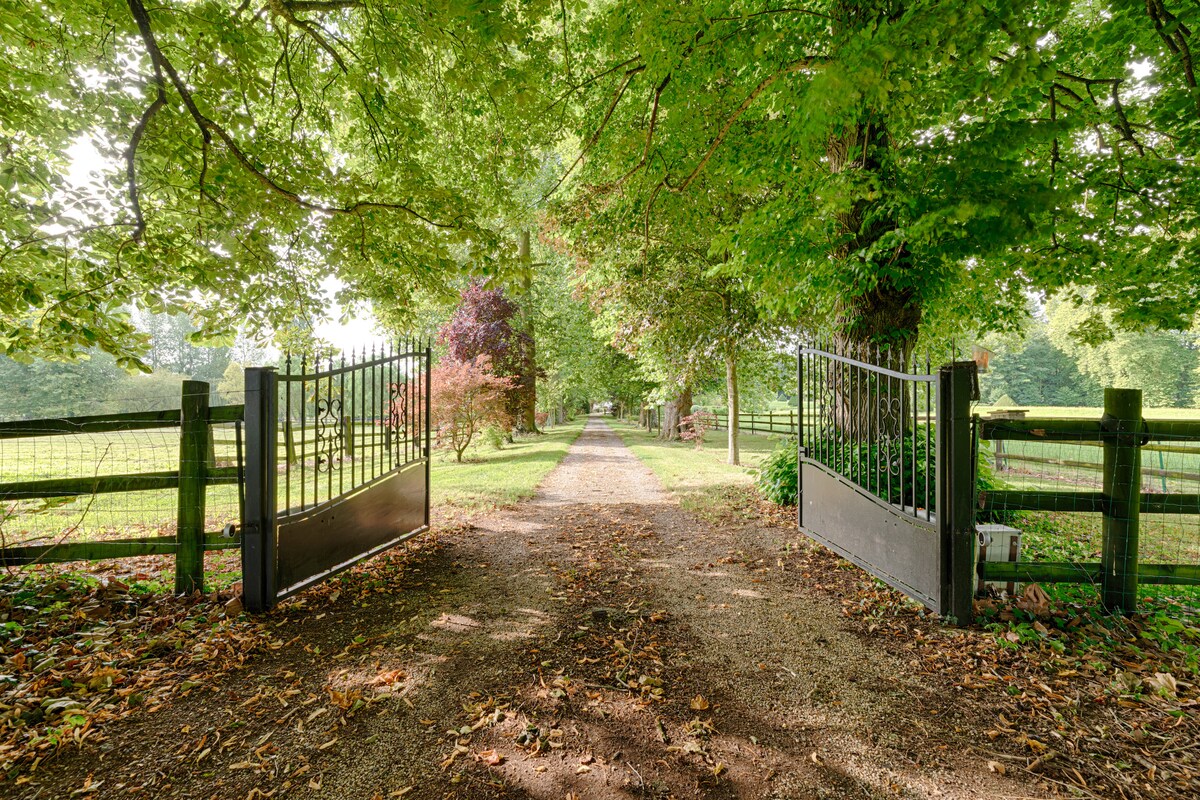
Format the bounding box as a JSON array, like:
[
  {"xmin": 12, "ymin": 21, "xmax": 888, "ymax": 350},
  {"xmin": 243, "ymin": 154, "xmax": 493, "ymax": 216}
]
[
  {"xmin": 514, "ymin": 230, "xmax": 539, "ymax": 433},
  {"xmin": 659, "ymin": 387, "xmax": 692, "ymax": 442},
  {"xmin": 725, "ymin": 349, "xmax": 740, "ymax": 465},
  {"xmin": 825, "ymin": 110, "xmax": 922, "ymax": 440}
]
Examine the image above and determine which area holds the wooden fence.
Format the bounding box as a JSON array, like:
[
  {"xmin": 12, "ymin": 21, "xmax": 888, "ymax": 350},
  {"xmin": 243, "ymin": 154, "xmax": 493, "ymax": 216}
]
[
  {"xmin": 0, "ymin": 380, "xmax": 242, "ymax": 593},
  {"xmin": 993, "ymin": 439, "xmax": 1200, "ymax": 488},
  {"xmin": 712, "ymin": 410, "xmax": 800, "ymax": 436},
  {"xmin": 978, "ymin": 388, "xmax": 1200, "ymax": 611}
]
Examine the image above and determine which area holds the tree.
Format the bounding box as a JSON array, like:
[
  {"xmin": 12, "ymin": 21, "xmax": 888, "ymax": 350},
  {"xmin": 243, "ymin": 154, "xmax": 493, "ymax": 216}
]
[
  {"xmin": 217, "ymin": 362, "xmax": 245, "ymax": 405},
  {"xmin": 430, "ymin": 356, "xmax": 515, "ymax": 462},
  {"xmin": 553, "ymin": 1, "xmax": 1200, "ymax": 360},
  {"xmin": 980, "ymin": 328, "xmax": 1102, "ymax": 407},
  {"xmin": 1, "ymin": 0, "xmax": 562, "ymax": 364},
  {"xmin": 1046, "ymin": 297, "xmax": 1198, "ymax": 408},
  {"xmin": 562, "ymin": 179, "xmax": 779, "ymax": 460},
  {"xmin": 438, "ymin": 282, "xmax": 537, "ymax": 433}
]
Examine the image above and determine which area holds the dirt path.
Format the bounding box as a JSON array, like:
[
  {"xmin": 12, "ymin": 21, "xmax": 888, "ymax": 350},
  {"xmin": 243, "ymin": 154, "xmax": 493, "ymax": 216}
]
[{"xmin": 23, "ymin": 417, "xmax": 1047, "ymax": 800}]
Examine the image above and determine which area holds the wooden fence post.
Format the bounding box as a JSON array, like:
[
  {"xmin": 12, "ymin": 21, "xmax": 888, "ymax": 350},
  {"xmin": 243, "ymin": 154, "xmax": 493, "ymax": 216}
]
[
  {"xmin": 1102, "ymin": 387, "xmax": 1143, "ymax": 613},
  {"xmin": 175, "ymin": 380, "xmax": 209, "ymax": 594},
  {"xmin": 937, "ymin": 362, "xmax": 977, "ymax": 625},
  {"xmin": 342, "ymin": 415, "xmax": 355, "ymax": 458}
]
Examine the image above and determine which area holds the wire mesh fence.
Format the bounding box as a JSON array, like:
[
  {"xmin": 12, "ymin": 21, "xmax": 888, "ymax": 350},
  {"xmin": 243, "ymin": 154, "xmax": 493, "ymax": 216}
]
[
  {"xmin": 977, "ymin": 397, "xmax": 1200, "ymax": 608},
  {"xmin": 0, "ymin": 425, "xmax": 182, "ymax": 551},
  {"xmin": 0, "ymin": 382, "xmax": 245, "ymax": 591}
]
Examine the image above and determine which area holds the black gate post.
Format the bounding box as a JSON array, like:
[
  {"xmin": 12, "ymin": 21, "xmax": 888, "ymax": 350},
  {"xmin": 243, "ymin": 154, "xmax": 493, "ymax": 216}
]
[
  {"xmin": 243, "ymin": 367, "xmax": 278, "ymax": 612},
  {"xmin": 424, "ymin": 343, "xmax": 432, "ymax": 529},
  {"xmin": 796, "ymin": 342, "xmax": 804, "ymax": 531},
  {"xmin": 937, "ymin": 361, "xmax": 977, "ymax": 625}
]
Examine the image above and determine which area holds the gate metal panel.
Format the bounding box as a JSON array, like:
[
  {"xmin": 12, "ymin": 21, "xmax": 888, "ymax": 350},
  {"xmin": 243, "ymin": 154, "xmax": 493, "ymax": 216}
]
[
  {"xmin": 242, "ymin": 341, "xmax": 431, "ymax": 611},
  {"xmin": 800, "ymin": 460, "xmax": 941, "ymax": 610},
  {"xmin": 276, "ymin": 461, "xmax": 427, "ymax": 598},
  {"xmin": 797, "ymin": 343, "xmax": 976, "ymax": 619}
]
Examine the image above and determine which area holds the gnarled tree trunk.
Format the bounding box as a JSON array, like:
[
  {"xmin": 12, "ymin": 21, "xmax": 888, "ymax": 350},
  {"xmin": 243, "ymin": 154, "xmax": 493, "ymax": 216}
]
[
  {"xmin": 825, "ymin": 112, "xmax": 922, "ymax": 439},
  {"xmin": 659, "ymin": 387, "xmax": 692, "ymax": 442}
]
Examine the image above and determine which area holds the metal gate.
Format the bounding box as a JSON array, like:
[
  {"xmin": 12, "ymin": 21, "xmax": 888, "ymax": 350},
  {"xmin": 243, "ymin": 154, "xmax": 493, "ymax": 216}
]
[
  {"xmin": 241, "ymin": 342, "xmax": 431, "ymax": 611},
  {"xmin": 797, "ymin": 344, "xmax": 977, "ymax": 622}
]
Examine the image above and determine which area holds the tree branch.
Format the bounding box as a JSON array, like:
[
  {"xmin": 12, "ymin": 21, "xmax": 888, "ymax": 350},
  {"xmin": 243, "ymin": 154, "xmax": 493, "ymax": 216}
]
[
  {"xmin": 125, "ymin": 0, "xmax": 461, "ymax": 229},
  {"xmin": 125, "ymin": 78, "xmax": 167, "ymax": 242},
  {"xmin": 667, "ymin": 58, "xmax": 819, "ymax": 194},
  {"xmin": 542, "ymin": 64, "xmax": 646, "ymax": 200}
]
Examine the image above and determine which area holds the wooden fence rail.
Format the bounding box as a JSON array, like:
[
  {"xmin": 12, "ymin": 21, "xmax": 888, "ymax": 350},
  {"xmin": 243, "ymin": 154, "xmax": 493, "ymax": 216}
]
[
  {"xmin": 977, "ymin": 389, "xmax": 1200, "ymax": 611},
  {"xmin": 712, "ymin": 411, "xmax": 800, "ymax": 436},
  {"xmin": 0, "ymin": 381, "xmax": 243, "ymax": 593}
]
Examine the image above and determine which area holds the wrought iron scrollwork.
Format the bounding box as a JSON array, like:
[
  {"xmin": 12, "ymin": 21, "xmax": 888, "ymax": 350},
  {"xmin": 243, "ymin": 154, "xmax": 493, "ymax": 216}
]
[
  {"xmin": 314, "ymin": 397, "xmax": 344, "ymax": 473},
  {"xmin": 388, "ymin": 380, "xmax": 408, "ymax": 467}
]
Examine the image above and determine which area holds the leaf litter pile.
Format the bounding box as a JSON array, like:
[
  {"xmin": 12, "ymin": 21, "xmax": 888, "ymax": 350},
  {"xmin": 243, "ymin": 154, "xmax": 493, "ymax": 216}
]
[
  {"xmin": 3, "ymin": 461, "xmax": 1200, "ymax": 799},
  {"xmin": 831, "ymin": 552, "xmax": 1200, "ymax": 800},
  {"xmin": 0, "ymin": 572, "xmax": 269, "ymax": 786}
]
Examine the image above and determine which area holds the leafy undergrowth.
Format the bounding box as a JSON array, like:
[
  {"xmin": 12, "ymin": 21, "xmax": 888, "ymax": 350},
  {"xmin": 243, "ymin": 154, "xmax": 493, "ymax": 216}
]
[
  {"xmin": 0, "ymin": 572, "xmax": 267, "ymax": 783},
  {"xmin": 836, "ymin": 560, "xmax": 1200, "ymax": 799}
]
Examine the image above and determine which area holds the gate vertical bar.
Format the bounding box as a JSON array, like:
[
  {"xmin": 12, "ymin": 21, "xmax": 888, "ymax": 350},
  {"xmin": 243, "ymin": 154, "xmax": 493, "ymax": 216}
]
[
  {"xmin": 243, "ymin": 367, "xmax": 278, "ymax": 613},
  {"xmin": 796, "ymin": 342, "xmax": 804, "ymax": 529},
  {"xmin": 937, "ymin": 362, "xmax": 975, "ymax": 624},
  {"xmin": 175, "ymin": 380, "xmax": 209, "ymax": 594},
  {"xmin": 424, "ymin": 342, "xmax": 432, "ymax": 528},
  {"xmin": 1102, "ymin": 387, "xmax": 1143, "ymax": 613}
]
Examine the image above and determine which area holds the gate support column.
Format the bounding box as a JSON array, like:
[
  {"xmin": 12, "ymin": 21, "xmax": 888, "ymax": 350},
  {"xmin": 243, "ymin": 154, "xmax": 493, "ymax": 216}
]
[
  {"xmin": 175, "ymin": 380, "xmax": 209, "ymax": 595},
  {"xmin": 243, "ymin": 367, "xmax": 278, "ymax": 612},
  {"xmin": 937, "ymin": 362, "xmax": 977, "ymax": 625}
]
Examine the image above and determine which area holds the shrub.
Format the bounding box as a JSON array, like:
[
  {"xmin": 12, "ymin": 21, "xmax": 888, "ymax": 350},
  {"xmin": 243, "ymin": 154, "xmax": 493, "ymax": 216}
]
[
  {"xmin": 756, "ymin": 427, "xmax": 1006, "ymax": 511},
  {"xmin": 535, "ymin": 411, "xmax": 549, "ymax": 428},
  {"xmin": 430, "ymin": 355, "xmax": 514, "ymax": 462},
  {"xmin": 482, "ymin": 425, "xmax": 507, "ymax": 450},
  {"xmin": 757, "ymin": 438, "xmax": 799, "ymax": 506},
  {"xmin": 679, "ymin": 410, "xmax": 717, "ymax": 449}
]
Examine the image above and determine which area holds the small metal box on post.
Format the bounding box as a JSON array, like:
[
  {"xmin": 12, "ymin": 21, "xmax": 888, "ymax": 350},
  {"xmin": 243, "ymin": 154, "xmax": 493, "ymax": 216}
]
[
  {"xmin": 1102, "ymin": 387, "xmax": 1143, "ymax": 613},
  {"xmin": 937, "ymin": 361, "xmax": 978, "ymax": 625},
  {"xmin": 175, "ymin": 380, "xmax": 209, "ymax": 595}
]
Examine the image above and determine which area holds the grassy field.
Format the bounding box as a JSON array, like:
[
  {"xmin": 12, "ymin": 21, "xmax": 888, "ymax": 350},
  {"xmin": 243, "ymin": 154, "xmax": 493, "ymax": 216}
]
[
  {"xmin": 430, "ymin": 418, "xmax": 585, "ymax": 512},
  {"xmin": 606, "ymin": 418, "xmax": 784, "ymax": 515}
]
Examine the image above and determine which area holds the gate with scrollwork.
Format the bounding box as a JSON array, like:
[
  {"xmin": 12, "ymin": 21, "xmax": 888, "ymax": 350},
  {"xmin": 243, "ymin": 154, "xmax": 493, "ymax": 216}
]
[
  {"xmin": 241, "ymin": 342, "xmax": 431, "ymax": 611},
  {"xmin": 797, "ymin": 344, "xmax": 977, "ymax": 622}
]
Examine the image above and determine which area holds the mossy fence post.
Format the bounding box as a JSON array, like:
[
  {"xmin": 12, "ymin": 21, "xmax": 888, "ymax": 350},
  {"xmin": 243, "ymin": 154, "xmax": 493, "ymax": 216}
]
[
  {"xmin": 175, "ymin": 380, "xmax": 209, "ymax": 594},
  {"xmin": 1102, "ymin": 387, "xmax": 1143, "ymax": 613}
]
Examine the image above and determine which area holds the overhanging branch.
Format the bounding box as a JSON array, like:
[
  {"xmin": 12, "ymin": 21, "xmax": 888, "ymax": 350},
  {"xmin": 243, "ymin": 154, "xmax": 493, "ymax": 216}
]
[{"xmin": 124, "ymin": 0, "xmax": 461, "ymax": 230}]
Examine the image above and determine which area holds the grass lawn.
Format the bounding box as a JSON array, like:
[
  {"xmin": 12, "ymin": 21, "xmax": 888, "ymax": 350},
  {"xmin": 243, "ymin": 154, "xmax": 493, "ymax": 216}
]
[
  {"xmin": 431, "ymin": 417, "xmax": 586, "ymax": 513},
  {"xmin": 606, "ymin": 418, "xmax": 785, "ymax": 515}
]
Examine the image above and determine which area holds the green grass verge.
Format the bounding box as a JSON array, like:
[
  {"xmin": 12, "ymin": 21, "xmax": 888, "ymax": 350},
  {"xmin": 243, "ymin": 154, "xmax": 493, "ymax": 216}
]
[
  {"xmin": 431, "ymin": 418, "xmax": 586, "ymax": 513},
  {"xmin": 605, "ymin": 418, "xmax": 782, "ymax": 515}
]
